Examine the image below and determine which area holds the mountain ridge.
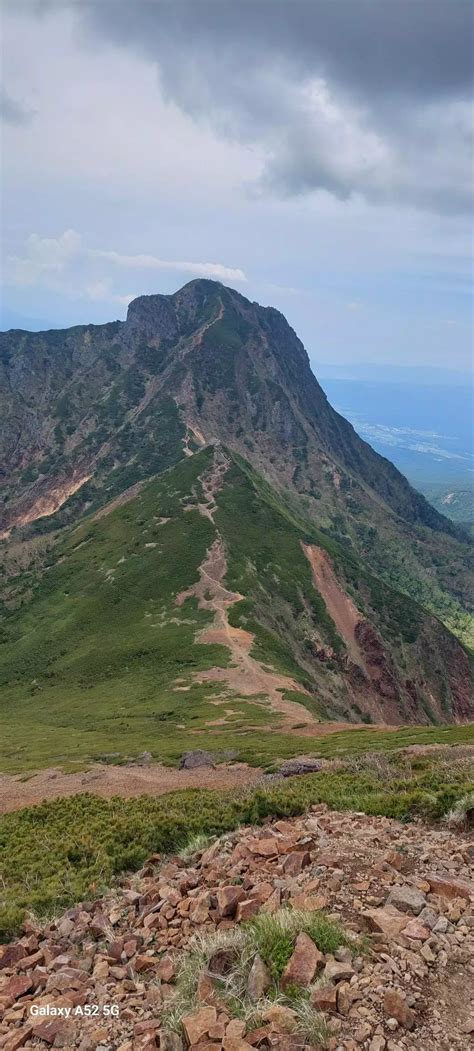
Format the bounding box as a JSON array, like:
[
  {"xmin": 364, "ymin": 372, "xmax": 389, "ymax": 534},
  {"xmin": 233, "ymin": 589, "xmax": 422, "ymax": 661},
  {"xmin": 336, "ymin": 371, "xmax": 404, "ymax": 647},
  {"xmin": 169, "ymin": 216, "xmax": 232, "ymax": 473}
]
[{"xmin": 0, "ymin": 279, "xmax": 472, "ymax": 748}]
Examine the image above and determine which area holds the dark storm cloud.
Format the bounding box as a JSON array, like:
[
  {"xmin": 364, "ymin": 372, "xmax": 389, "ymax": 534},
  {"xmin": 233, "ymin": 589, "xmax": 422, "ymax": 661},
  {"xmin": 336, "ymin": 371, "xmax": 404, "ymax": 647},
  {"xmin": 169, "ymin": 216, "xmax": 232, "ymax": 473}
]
[
  {"xmin": 79, "ymin": 0, "xmax": 473, "ymax": 101},
  {"xmin": 49, "ymin": 1, "xmax": 474, "ymax": 211}
]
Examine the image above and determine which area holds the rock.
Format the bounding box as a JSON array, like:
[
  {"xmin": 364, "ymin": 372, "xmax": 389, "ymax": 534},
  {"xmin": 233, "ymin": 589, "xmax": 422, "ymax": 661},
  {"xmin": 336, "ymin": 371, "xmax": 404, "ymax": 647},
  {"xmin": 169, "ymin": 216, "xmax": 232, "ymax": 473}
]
[
  {"xmin": 383, "ymin": 990, "xmax": 415, "ymax": 1030},
  {"xmin": 182, "ymin": 1006, "xmax": 217, "ymax": 1045},
  {"xmin": 323, "ymin": 959, "xmax": 355, "ymax": 983},
  {"xmin": 3, "ymin": 974, "xmax": 34, "ymax": 1000},
  {"xmin": 311, "ymin": 984, "xmax": 338, "ymax": 1012},
  {"xmin": 281, "ymin": 852, "xmax": 311, "ymax": 876},
  {"xmin": 427, "ymin": 875, "xmax": 472, "ymax": 900},
  {"xmin": 402, "ymin": 918, "xmax": 430, "ymax": 941},
  {"xmin": 263, "ymin": 1004, "xmax": 297, "ymax": 1031},
  {"xmin": 384, "ymin": 850, "xmax": 410, "ymax": 873},
  {"xmin": 278, "ymin": 758, "xmax": 324, "ymax": 777},
  {"xmin": 156, "ymin": 956, "xmax": 176, "ymax": 983},
  {"xmin": 226, "ymin": 1020, "xmax": 246, "ymax": 1040},
  {"xmin": 354, "ymin": 1023, "xmax": 372, "ymax": 1043},
  {"xmin": 31, "ymin": 1018, "xmax": 68, "ymax": 1045},
  {"xmin": 246, "ymin": 955, "xmax": 271, "ymax": 1001},
  {"xmin": 418, "ymin": 906, "xmax": 438, "ymax": 930},
  {"xmin": 0, "ymin": 944, "xmax": 27, "ymax": 970},
  {"xmin": 336, "ymin": 981, "xmax": 354, "ymax": 1015},
  {"xmin": 247, "ymin": 838, "xmax": 279, "ymax": 858},
  {"xmin": 281, "ymin": 932, "xmax": 322, "ymax": 988},
  {"xmin": 235, "ymin": 899, "xmax": 260, "ymax": 922},
  {"xmin": 135, "ymin": 751, "xmax": 152, "ymax": 766},
  {"xmin": 179, "ymin": 751, "xmax": 215, "ymax": 770},
  {"xmin": 216, "ymin": 886, "xmax": 246, "ymax": 918},
  {"xmin": 432, "ymin": 916, "xmax": 449, "ymax": 934},
  {"xmin": 386, "ymin": 886, "xmax": 426, "ymax": 916},
  {"xmin": 363, "ymin": 907, "xmax": 407, "ymax": 938},
  {"xmin": 2, "ymin": 1027, "xmax": 34, "ymax": 1051}
]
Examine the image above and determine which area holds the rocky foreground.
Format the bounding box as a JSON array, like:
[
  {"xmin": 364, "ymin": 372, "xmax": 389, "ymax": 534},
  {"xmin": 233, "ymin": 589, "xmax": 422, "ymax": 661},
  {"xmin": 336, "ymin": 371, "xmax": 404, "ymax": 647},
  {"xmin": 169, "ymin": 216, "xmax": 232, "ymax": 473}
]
[{"xmin": 0, "ymin": 805, "xmax": 473, "ymax": 1051}]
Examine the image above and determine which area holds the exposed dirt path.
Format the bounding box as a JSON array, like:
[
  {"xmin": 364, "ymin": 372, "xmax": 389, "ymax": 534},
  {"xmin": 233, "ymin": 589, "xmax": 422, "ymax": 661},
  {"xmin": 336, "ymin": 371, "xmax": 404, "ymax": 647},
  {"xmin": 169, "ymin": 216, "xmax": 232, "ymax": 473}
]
[
  {"xmin": 177, "ymin": 533, "xmax": 319, "ymax": 729},
  {"xmin": 0, "ymin": 762, "xmax": 263, "ymax": 815}
]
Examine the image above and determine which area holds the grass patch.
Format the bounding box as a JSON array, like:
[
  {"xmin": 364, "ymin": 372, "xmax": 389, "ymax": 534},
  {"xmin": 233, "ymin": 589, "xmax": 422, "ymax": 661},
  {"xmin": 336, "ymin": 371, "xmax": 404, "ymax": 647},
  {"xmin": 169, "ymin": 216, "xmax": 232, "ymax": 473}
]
[
  {"xmin": 162, "ymin": 910, "xmax": 339, "ymax": 1046},
  {"xmin": 247, "ymin": 909, "xmax": 348, "ymax": 979}
]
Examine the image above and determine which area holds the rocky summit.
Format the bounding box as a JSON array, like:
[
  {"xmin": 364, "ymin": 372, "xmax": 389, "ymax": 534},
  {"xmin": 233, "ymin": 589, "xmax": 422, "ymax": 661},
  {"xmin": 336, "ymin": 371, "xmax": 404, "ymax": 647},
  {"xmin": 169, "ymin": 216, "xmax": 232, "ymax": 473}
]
[
  {"xmin": 1, "ymin": 804, "xmax": 473, "ymax": 1051},
  {"xmin": 0, "ymin": 281, "xmax": 472, "ymax": 760}
]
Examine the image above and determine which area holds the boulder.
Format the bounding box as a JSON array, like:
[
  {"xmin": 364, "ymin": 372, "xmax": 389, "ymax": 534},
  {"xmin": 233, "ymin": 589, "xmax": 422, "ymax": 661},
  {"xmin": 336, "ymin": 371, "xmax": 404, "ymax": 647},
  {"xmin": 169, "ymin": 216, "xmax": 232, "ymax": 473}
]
[
  {"xmin": 427, "ymin": 875, "xmax": 472, "ymax": 900},
  {"xmin": 281, "ymin": 933, "xmax": 322, "ymax": 988},
  {"xmin": 182, "ymin": 1006, "xmax": 217, "ymax": 1045},
  {"xmin": 383, "ymin": 989, "xmax": 415, "ymax": 1030},
  {"xmin": 278, "ymin": 758, "xmax": 324, "ymax": 777},
  {"xmin": 179, "ymin": 751, "xmax": 215, "ymax": 771},
  {"xmin": 311, "ymin": 984, "xmax": 338, "ymax": 1012},
  {"xmin": 247, "ymin": 954, "xmax": 271, "ymax": 1001},
  {"xmin": 386, "ymin": 886, "xmax": 426, "ymax": 916},
  {"xmin": 216, "ymin": 886, "xmax": 246, "ymax": 918}
]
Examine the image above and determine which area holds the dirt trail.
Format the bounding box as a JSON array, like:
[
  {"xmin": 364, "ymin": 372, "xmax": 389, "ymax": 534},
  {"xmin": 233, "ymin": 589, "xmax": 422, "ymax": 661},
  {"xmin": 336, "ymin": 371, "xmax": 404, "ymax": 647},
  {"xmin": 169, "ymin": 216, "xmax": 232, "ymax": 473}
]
[
  {"xmin": 0, "ymin": 762, "xmax": 263, "ymax": 815},
  {"xmin": 303, "ymin": 542, "xmax": 364, "ymax": 667},
  {"xmin": 177, "ymin": 528, "xmax": 318, "ymax": 728}
]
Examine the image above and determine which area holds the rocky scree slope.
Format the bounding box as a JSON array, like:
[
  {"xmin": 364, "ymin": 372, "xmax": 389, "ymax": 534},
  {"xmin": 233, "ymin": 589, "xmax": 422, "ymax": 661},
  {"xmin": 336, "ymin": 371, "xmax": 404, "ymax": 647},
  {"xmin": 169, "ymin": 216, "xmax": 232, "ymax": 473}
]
[
  {"xmin": 0, "ymin": 280, "xmax": 472, "ymax": 647},
  {"xmin": 0, "ymin": 803, "xmax": 473, "ymax": 1050}
]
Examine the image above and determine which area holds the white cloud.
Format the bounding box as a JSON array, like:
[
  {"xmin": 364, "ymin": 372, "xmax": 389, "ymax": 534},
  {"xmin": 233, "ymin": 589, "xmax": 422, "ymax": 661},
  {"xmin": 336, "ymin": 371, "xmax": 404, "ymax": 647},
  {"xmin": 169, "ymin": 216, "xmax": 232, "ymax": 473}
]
[{"xmin": 5, "ymin": 230, "xmax": 247, "ymax": 303}]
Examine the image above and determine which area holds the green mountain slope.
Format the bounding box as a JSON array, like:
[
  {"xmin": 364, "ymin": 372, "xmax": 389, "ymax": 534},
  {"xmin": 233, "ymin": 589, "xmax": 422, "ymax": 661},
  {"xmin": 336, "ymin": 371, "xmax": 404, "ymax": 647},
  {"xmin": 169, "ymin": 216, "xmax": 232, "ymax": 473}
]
[
  {"xmin": 0, "ymin": 446, "xmax": 471, "ymax": 773},
  {"xmin": 1, "ymin": 280, "xmax": 472, "ymax": 649}
]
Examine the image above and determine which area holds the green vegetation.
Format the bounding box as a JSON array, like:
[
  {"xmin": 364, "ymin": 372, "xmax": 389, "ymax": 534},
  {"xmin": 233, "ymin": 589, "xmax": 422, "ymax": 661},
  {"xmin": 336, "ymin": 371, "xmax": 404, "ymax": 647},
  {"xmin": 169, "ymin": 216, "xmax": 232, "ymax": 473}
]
[
  {"xmin": 1, "ymin": 744, "xmax": 472, "ymax": 940},
  {"xmin": 248, "ymin": 909, "xmax": 347, "ymax": 980},
  {"xmin": 0, "ymin": 447, "xmax": 472, "ymax": 772},
  {"xmin": 162, "ymin": 910, "xmax": 344, "ymax": 1046}
]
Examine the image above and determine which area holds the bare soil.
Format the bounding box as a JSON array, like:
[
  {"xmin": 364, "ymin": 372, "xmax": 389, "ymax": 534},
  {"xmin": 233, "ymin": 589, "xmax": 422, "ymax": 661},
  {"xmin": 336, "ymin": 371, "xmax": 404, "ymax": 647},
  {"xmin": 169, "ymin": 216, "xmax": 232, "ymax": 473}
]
[{"xmin": 0, "ymin": 761, "xmax": 263, "ymax": 815}]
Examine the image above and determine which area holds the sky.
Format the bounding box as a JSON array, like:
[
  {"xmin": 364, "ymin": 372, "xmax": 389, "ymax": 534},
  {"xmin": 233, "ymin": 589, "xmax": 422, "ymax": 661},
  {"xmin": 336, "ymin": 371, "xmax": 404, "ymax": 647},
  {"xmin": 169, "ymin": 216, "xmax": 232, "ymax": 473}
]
[{"xmin": 1, "ymin": 0, "xmax": 473, "ymax": 372}]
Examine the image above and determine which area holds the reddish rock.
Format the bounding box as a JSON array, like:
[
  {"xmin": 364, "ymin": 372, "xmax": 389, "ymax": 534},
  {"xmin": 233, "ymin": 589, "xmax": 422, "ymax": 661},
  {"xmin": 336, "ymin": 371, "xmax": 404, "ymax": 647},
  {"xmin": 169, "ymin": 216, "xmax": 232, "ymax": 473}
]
[
  {"xmin": 156, "ymin": 956, "xmax": 176, "ymax": 982},
  {"xmin": 383, "ymin": 989, "xmax": 415, "ymax": 1029},
  {"xmin": 31, "ymin": 1018, "xmax": 68, "ymax": 1045},
  {"xmin": 402, "ymin": 918, "xmax": 430, "ymax": 940},
  {"xmin": 182, "ymin": 1006, "xmax": 217, "ymax": 1045},
  {"xmin": 427, "ymin": 875, "xmax": 472, "ymax": 900},
  {"xmin": 363, "ymin": 906, "xmax": 407, "ymax": 938},
  {"xmin": 235, "ymin": 899, "xmax": 260, "ymax": 922},
  {"xmin": 310, "ymin": 984, "xmax": 338, "ymax": 1012},
  {"xmin": 216, "ymin": 886, "xmax": 246, "ymax": 918},
  {"xmin": 0, "ymin": 944, "xmax": 27, "ymax": 970},
  {"xmin": 281, "ymin": 852, "xmax": 311, "ymax": 876},
  {"xmin": 3, "ymin": 975, "xmax": 34, "ymax": 1000},
  {"xmin": 281, "ymin": 933, "xmax": 322, "ymax": 988},
  {"xmin": 262, "ymin": 1004, "xmax": 297, "ymax": 1031},
  {"xmin": 2, "ymin": 1026, "xmax": 34, "ymax": 1051},
  {"xmin": 134, "ymin": 954, "xmax": 157, "ymax": 971},
  {"xmin": 247, "ymin": 838, "xmax": 279, "ymax": 858}
]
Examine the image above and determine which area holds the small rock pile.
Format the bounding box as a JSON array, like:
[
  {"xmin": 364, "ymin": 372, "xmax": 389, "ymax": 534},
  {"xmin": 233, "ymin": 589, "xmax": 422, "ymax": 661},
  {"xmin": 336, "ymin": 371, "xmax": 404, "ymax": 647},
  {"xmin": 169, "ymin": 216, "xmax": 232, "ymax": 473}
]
[{"xmin": 0, "ymin": 806, "xmax": 473, "ymax": 1051}]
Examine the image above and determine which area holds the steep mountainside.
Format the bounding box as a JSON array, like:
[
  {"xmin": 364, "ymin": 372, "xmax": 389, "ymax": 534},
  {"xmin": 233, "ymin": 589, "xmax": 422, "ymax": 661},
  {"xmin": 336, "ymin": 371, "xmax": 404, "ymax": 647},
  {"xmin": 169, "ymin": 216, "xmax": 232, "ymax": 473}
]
[
  {"xmin": 0, "ymin": 446, "xmax": 471, "ymax": 775},
  {"xmin": 0, "ymin": 280, "xmax": 472, "ymax": 751},
  {"xmin": 1, "ymin": 281, "xmax": 472, "ymax": 647}
]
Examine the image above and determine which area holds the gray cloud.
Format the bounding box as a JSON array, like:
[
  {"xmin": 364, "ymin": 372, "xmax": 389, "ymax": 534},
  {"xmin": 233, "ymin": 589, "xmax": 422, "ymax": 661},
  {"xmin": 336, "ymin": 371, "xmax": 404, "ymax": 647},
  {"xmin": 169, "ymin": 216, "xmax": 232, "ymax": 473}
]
[
  {"xmin": 67, "ymin": 0, "xmax": 473, "ymax": 214},
  {"xmin": 0, "ymin": 86, "xmax": 34, "ymax": 125}
]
